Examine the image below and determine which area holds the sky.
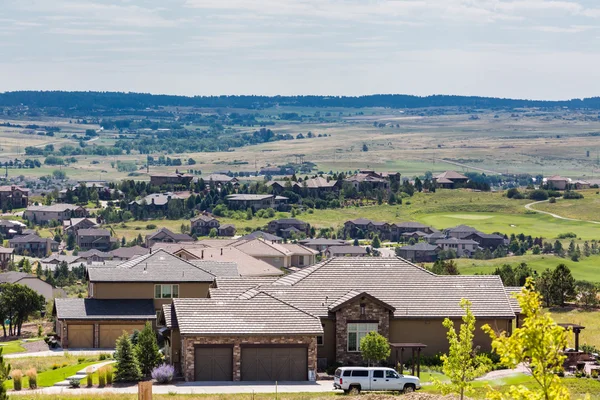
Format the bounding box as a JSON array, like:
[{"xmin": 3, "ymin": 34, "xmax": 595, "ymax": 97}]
[{"xmin": 1, "ymin": 0, "xmax": 600, "ymax": 100}]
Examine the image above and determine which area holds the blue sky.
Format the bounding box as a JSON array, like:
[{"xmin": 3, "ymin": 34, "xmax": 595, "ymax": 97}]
[{"xmin": 1, "ymin": 0, "xmax": 600, "ymax": 99}]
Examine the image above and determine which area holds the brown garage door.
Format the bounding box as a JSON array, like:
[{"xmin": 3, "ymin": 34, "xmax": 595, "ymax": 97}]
[
  {"xmin": 241, "ymin": 347, "xmax": 307, "ymax": 381},
  {"xmin": 99, "ymin": 324, "xmax": 144, "ymax": 348},
  {"xmin": 68, "ymin": 325, "xmax": 93, "ymax": 348},
  {"xmin": 194, "ymin": 347, "xmax": 233, "ymax": 381}
]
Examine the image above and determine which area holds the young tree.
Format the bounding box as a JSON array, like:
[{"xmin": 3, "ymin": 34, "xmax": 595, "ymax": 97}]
[
  {"xmin": 435, "ymin": 299, "xmax": 490, "ymax": 400},
  {"xmin": 371, "ymin": 235, "xmax": 381, "ymax": 249},
  {"xmin": 360, "ymin": 331, "xmax": 390, "ymax": 366},
  {"xmin": 482, "ymin": 278, "xmax": 571, "ymax": 400},
  {"xmin": 551, "ymin": 264, "xmax": 575, "ymax": 306},
  {"xmin": 134, "ymin": 322, "xmax": 161, "ymax": 377},
  {"xmin": 114, "ymin": 332, "xmax": 142, "ymax": 382},
  {"xmin": 66, "ymin": 234, "xmax": 76, "ymax": 251},
  {"xmin": 208, "ymin": 228, "xmax": 218, "ymax": 238}
]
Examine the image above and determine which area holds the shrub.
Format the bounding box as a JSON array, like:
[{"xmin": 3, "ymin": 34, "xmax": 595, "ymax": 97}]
[
  {"xmin": 77, "ymin": 357, "xmax": 86, "ymax": 364},
  {"xmin": 98, "ymin": 367, "xmax": 106, "ymax": 388},
  {"xmin": 146, "ymin": 224, "xmax": 157, "ymax": 230},
  {"xmin": 86, "ymin": 367, "xmax": 93, "ymax": 387},
  {"xmin": 563, "ymin": 191, "xmax": 584, "ymax": 199},
  {"xmin": 549, "ymin": 197, "xmax": 556, "ymax": 204},
  {"xmin": 26, "ymin": 368, "xmax": 37, "ymax": 389},
  {"xmin": 506, "ymin": 188, "xmax": 520, "ymax": 199},
  {"xmin": 528, "ymin": 189, "xmax": 548, "ymax": 201},
  {"xmin": 105, "ymin": 365, "xmax": 114, "ymax": 385},
  {"xmin": 11, "ymin": 370, "xmax": 22, "ymax": 391},
  {"xmin": 99, "ymin": 353, "xmax": 110, "ymax": 361},
  {"xmin": 68, "ymin": 377, "xmax": 81, "ymax": 388},
  {"xmin": 37, "ymin": 324, "xmax": 43, "ymax": 338},
  {"xmin": 557, "ymin": 232, "xmax": 577, "ymax": 239},
  {"xmin": 151, "ymin": 363, "xmax": 174, "ymax": 384}
]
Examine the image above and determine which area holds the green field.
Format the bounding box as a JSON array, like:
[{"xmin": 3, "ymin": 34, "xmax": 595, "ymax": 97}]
[
  {"xmin": 532, "ymin": 191, "xmax": 600, "ymax": 222},
  {"xmin": 550, "ymin": 308, "xmax": 600, "ymax": 350}
]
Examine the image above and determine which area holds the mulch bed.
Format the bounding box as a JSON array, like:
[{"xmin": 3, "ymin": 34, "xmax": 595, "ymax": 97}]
[{"xmin": 22, "ymin": 340, "xmax": 49, "ymax": 353}]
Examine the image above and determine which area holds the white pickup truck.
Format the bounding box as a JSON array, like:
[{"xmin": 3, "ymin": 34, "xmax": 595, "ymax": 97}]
[{"xmin": 333, "ymin": 367, "xmax": 421, "ymax": 394}]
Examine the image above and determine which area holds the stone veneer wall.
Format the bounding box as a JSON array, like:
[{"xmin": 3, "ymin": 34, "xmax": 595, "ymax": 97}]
[
  {"xmin": 335, "ymin": 297, "xmax": 391, "ymax": 365},
  {"xmin": 182, "ymin": 335, "xmax": 317, "ymax": 381}
]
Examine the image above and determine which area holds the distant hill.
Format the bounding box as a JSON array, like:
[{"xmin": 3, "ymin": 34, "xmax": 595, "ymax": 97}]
[{"xmin": 1, "ymin": 91, "xmax": 600, "ymax": 111}]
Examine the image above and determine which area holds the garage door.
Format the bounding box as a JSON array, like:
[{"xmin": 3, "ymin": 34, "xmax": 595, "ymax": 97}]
[
  {"xmin": 99, "ymin": 324, "xmax": 144, "ymax": 348},
  {"xmin": 68, "ymin": 325, "xmax": 93, "ymax": 348},
  {"xmin": 241, "ymin": 347, "xmax": 307, "ymax": 381},
  {"xmin": 194, "ymin": 347, "xmax": 233, "ymax": 381}
]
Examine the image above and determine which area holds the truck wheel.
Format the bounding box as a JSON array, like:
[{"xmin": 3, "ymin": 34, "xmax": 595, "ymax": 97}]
[
  {"xmin": 403, "ymin": 384, "xmax": 415, "ymax": 393},
  {"xmin": 349, "ymin": 385, "xmax": 361, "ymax": 395}
]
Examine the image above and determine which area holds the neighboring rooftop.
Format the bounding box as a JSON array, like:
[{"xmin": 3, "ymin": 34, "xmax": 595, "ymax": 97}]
[{"xmin": 54, "ymin": 298, "xmax": 156, "ymax": 320}]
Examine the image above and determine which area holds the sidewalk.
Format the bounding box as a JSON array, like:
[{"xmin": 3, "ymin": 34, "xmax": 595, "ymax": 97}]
[
  {"xmin": 6, "ymin": 349, "xmax": 115, "ymax": 359},
  {"xmin": 54, "ymin": 361, "xmax": 115, "ymax": 387},
  {"xmin": 10, "ymin": 381, "xmax": 334, "ymax": 395}
]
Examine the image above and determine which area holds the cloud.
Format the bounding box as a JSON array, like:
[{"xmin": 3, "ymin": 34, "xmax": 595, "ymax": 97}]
[{"xmin": 49, "ymin": 28, "xmax": 143, "ymax": 36}]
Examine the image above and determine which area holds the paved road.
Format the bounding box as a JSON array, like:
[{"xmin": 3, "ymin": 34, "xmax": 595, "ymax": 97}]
[
  {"xmin": 10, "ymin": 381, "xmax": 335, "ymax": 395},
  {"xmin": 524, "ymin": 200, "xmax": 600, "ymax": 224}
]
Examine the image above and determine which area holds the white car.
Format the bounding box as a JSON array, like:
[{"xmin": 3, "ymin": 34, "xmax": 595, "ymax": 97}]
[{"xmin": 333, "ymin": 366, "xmax": 421, "ymax": 394}]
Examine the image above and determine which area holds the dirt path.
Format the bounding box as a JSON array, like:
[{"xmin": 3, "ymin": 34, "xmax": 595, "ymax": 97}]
[{"xmin": 524, "ymin": 200, "xmax": 600, "ymax": 224}]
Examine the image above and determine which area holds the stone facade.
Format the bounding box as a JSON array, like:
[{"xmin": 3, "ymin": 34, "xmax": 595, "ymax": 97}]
[
  {"xmin": 335, "ymin": 296, "xmax": 391, "ymax": 365},
  {"xmin": 182, "ymin": 335, "xmax": 317, "ymax": 381}
]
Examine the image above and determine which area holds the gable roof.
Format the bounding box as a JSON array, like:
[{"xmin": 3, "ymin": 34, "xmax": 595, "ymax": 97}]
[
  {"xmin": 239, "ymin": 231, "xmax": 282, "ymax": 242},
  {"xmin": 9, "ymin": 234, "xmax": 57, "ymax": 245},
  {"xmin": 211, "ymin": 257, "xmax": 515, "ymax": 319},
  {"xmin": 146, "ymin": 228, "xmax": 193, "ymax": 242},
  {"xmin": 227, "ymin": 194, "xmax": 273, "ymax": 201},
  {"xmin": 132, "ymin": 192, "xmax": 182, "ymax": 206},
  {"xmin": 504, "ymin": 286, "xmax": 523, "ymax": 314},
  {"xmin": 436, "ymin": 238, "xmax": 479, "ymax": 245},
  {"xmin": 394, "ymin": 222, "xmax": 430, "ymax": 229},
  {"xmin": 547, "ymin": 175, "xmax": 569, "ymax": 182},
  {"xmin": 77, "ymin": 229, "xmax": 110, "ymax": 237},
  {"xmin": 299, "ymin": 176, "xmax": 338, "ymax": 189},
  {"xmin": 172, "ymin": 292, "xmax": 323, "ymax": 336},
  {"xmin": 191, "ymin": 214, "xmax": 218, "ymax": 223},
  {"xmin": 270, "ymin": 218, "xmax": 306, "ymax": 226},
  {"xmin": 26, "ymin": 204, "xmax": 84, "ymax": 213},
  {"xmin": 162, "ymin": 303, "xmax": 177, "ymax": 328},
  {"xmin": 87, "ymin": 249, "xmax": 216, "ymax": 283},
  {"xmin": 328, "ymin": 290, "xmax": 396, "ymax": 312},
  {"xmin": 326, "ymin": 246, "xmax": 367, "ymax": 255},
  {"xmin": 299, "ymin": 238, "xmax": 347, "ymax": 246},
  {"xmin": 347, "ymin": 218, "xmax": 374, "ymax": 225},
  {"xmin": 110, "ymin": 245, "xmax": 150, "ymax": 259},
  {"xmin": 55, "ymin": 298, "xmax": 155, "ymax": 320},
  {"xmin": 177, "ymin": 246, "xmax": 283, "ymax": 276},
  {"xmin": 435, "ymin": 171, "xmax": 468, "ymax": 180},
  {"xmin": 445, "ymin": 225, "xmax": 479, "ymax": 233},
  {"xmin": 76, "ymin": 249, "xmax": 112, "ymax": 259},
  {"xmin": 398, "ymin": 243, "xmax": 440, "ymax": 251}
]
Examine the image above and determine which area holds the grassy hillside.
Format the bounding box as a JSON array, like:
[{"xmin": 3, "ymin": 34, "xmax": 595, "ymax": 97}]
[{"xmin": 532, "ymin": 191, "xmax": 600, "ymax": 222}]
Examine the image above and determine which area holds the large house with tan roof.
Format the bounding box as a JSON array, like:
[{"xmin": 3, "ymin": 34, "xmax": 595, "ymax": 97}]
[
  {"xmin": 231, "ymin": 238, "xmax": 318, "ymax": 269},
  {"xmin": 433, "ymin": 171, "xmax": 469, "ymax": 189},
  {"xmin": 0, "ymin": 185, "xmax": 28, "ymax": 209},
  {"xmin": 23, "ymin": 204, "xmax": 88, "ymax": 224}
]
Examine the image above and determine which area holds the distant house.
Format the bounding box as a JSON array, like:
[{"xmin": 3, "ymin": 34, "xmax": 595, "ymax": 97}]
[
  {"xmin": 190, "ymin": 215, "xmax": 220, "ymax": 236},
  {"xmin": 0, "ymin": 220, "xmax": 26, "ymax": 239},
  {"xmin": 267, "ymin": 218, "xmax": 309, "ymax": 238},
  {"xmin": 9, "ymin": 234, "xmax": 59, "ymax": 257},
  {"xmin": 434, "ymin": 171, "xmax": 469, "ymax": 189},
  {"xmin": 226, "ymin": 194, "xmax": 288, "ymax": 211},
  {"xmin": 573, "ymin": 180, "xmax": 591, "ymax": 190},
  {"xmin": 435, "ymin": 238, "xmax": 479, "ymax": 257},
  {"xmin": 232, "ymin": 238, "xmax": 318, "ymax": 269},
  {"xmin": 110, "ymin": 245, "xmax": 150, "ymax": 261},
  {"xmin": 76, "ymin": 229, "xmax": 113, "ymax": 252},
  {"xmin": 145, "ymin": 228, "xmax": 194, "ymax": 248},
  {"xmin": 23, "ymin": 204, "xmax": 88, "ymax": 224},
  {"xmin": 344, "ymin": 171, "xmax": 389, "ymax": 190},
  {"xmin": 76, "ymin": 249, "xmax": 113, "ymax": 263},
  {"xmin": 129, "ymin": 192, "xmax": 183, "ymax": 212},
  {"xmin": 400, "ymin": 231, "xmax": 429, "ymax": 240},
  {"xmin": 325, "ymin": 246, "xmax": 367, "ymax": 257},
  {"xmin": 391, "ymin": 222, "xmax": 435, "ymax": 241},
  {"xmin": 0, "ymin": 247, "xmax": 14, "ymax": 269},
  {"xmin": 444, "ymin": 225, "xmax": 480, "ymax": 239},
  {"xmin": 464, "ymin": 232, "xmax": 506, "ymax": 250},
  {"xmin": 0, "ymin": 271, "xmax": 65, "ymax": 301},
  {"xmin": 425, "ymin": 231, "xmax": 446, "ymax": 244},
  {"xmin": 397, "ymin": 243, "xmax": 440, "ymax": 263},
  {"xmin": 0, "ymin": 185, "xmax": 29, "ymax": 209},
  {"xmin": 546, "ymin": 175, "xmax": 569, "ymax": 190},
  {"xmin": 63, "ymin": 218, "xmax": 98, "ymax": 236},
  {"xmin": 218, "ymin": 224, "xmax": 236, "ymax": 237},
  {"xmin": 205, "ymin": 174, "xmax": 239, "ymax": 186},
  {"xmin": 239, "ymin": 231, "xmax": 282, "ymax": 242},
  {"xmin": 150, "ymin": 173, "xmax": 193, "ymax": 187},
  {"xmin": 343, "ymin": 218, "xmax": 391, "ymax": 240},
  {"xmin": 298, "ymin": 238, "xmax": 347, "ymax": 252},
  {"xmin": 293, "ymin": 177, "xmax": 340, "ymax": 194}
]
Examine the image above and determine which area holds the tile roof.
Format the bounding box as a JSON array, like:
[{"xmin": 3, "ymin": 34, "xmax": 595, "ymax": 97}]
[
  {"xmin": 172, "ymin": 292, "xmax": 323, "ymax": 336},
  {"xmin": 146, "ymin": 228, "xmax": 193, "ymax": 242},
  {"xmin": 195, "ymin": 239, "xmax": 238, "ymax": 247},
  {"xmin": 328, "ymin": 290, "xmax": 396, "ymax": 312},
  {"xmin": 398, "ymin": 243, "xmax": 440, "ymax": 251},
  {"xmin": 394, "ymin": 222, "xmax": 430, "ymax": 228},
  {"xmin": 26, "ymin": 204, "xmax": 83, "ymax": 213},
  {"xmin": 504, "ymin": 286, "xmax": 523, "ymax": 314},
  {"xmin": 206, "ymin": 174, "xmax": 237, "ymax": 183},
  {"xmin": 227, "ymin": 194, "xmax": 274, "ymax": 201},
  {"xmin": 445, "ymin": 225, "xmax": 479, "ymax": 233},
  {"xmin": 77, "ymin": 228, "xmax": 110, "ymax": 237},
  {"xmin": 110, "ymin": 245, "xmax": 150, "ymax": 259},
  {"xmin": 326, "ymin": 246, "xmax": 368, "ymax": 255},
  {"xmin": 271, "ymin": 218, "xmax": 306, "ymax": 225},
  {"xmin": 0, "ymin": 271, "xmax": 32, "ymax": 283},
  {"xmin": 87, "ymin": 249, "xmax": 216, "ymax": 282},
  {"xmin": 435, "ymin": 171, "xmax": 468, "ymax": 180},
  {"xmin": 233, "ymin": 238, "xmax": 292, "ymax": 257},
  {"xmin": 239, "ymin": 231, "xmax": 282, "ymax": 242},
  {"xmin": 9, "ymin": 234, "xmax": 57, "ymax": 244},
  {"xmin": 299, "ymin": 239, "xmax": 347, "ymax": 246},
  {"xmin": 132, "ymin": 192, "xmax": 182, "ymax": 206},
  {"xmin": 280, "ymin": 243, "xmax": 319, "ymax": 256},
  {"xmin": 162, "ymin": 303, "xmax": 177, "ymax": 328},
  {"xmin": 191, "ymin": 214, "xmax": 218, "ymax": 223},
  {"xmin": 299, "ymin": 177, "xmax": 338, "ymax": 189},
  {"xmin": 347, "ymin": 218, "xmax": 374, "ymax": 225},
  {"xmin": 211, "ymin": 257, "xmax": 515, "ymax": 319},
  {"xmin": 77, "ymin": 249, "xmax": 112, "ymax": 259},
  {"xmin": 55, "ymin": 298, "xmax": 156, "ymax": 320},
  {"xmin": 177, "ymin": 246, "xmax": 283, "ymax": 276},
  {"xmin": 436, "ymin": 238, "xmax": 479, "ymax": 245},
  {"xmin": 0, "ymin": 247, "xmax": 14, "ymax": 254},
  {"xmin": 209, "ymin": 276, "xmax": 279, "ymax": 299},
  {"xmin": 188, "ymin": 260, "xmax": 239, "ymax": 277}
]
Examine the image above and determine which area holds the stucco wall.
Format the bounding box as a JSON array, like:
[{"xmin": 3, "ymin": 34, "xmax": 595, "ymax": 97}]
[{"xmin": 93, "ymin": 282, "xmax": 211, "ymax": 310}]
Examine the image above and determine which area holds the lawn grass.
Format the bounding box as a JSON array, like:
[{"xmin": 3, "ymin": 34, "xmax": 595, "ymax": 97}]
[
  {"xmin": 532, "ymin": 190, "xmax": 600, "ymax": 222},
  {"xmin": 452, "ymin": 253, "xmax": 600, "ymax": 283},
  {"xmin": 6, "ymin": 361, "xmax": 102, "ymax": 389},
  {"xmin": 0, "ymin": 339, "xmax": 27, "ymax": 354},
  {"xmin": 8, "ymin": 355, "xmax": 100, "ymax": 375}
]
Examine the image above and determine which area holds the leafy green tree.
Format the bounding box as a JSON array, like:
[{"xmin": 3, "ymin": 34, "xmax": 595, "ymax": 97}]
[
  {"xmin": 575, "ymin": 281, "xmax": 598, "ymax": 309},
  {"xmin": 360, "ymin": 331, "xmax": 390, "ymax": 366},
  {"xmin": 114, "ymin": 332, "xmax": 142, "ymax": 382},
  {"xmin": 435, "ymin": 299, "xmax": 490, "ymax": 400},
  {"xmin": 553, "ymin": 240, "xmax": 564, "ymax": 257},
  {"xmin": 551, "ymin": 264, "xmax": 575, "ymax": 306},
  {"xmin": 134, "ymin": 322, "xmax": 161, "ymax": 377},
  {"xmin": 208, "ymin": 228, "xmax": 218, "ymax": 238},
  {"xmin": 66, "ymin": 234, "xmax": 76, "ymax": 250},
  {"xmin": 483, "ymin": 278, "xmax": 571, "ymax": 400}
]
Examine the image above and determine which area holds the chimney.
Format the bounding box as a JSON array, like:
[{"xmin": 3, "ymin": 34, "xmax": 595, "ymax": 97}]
[{"xmin": 201, "ymin": 249, "xmax": 204, "ymax": 259}]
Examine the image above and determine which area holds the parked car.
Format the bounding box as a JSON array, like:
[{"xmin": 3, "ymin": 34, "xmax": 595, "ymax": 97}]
[{"xmin": 333, "ymin": 366, "xmax": 421, "ymax": 394}]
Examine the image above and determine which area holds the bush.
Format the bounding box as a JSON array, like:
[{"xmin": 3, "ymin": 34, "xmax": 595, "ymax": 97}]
[
  {"xmin": 26, "ymin": 368, "xmax": 37, "ymax": 389},
  {"xmin": 86, "ymin": 367, "xmax": 93, "ymax": 387},
  {"xmin": 68, "ymin": 377, "xmax": 81, "ymax": 388},
  {"xmin": 99, "ymin": 353, "xmax": 110, "ymax": 361},
  {"xmin": 506, "ymin": 188, "xmax": 520, "ymax": 199},
  {"xmin": 146, "ymin": 224, "xmax": 157, "ymax": 230},
  {"xmin": 51, "ymin": 363, "xmax": 60, "ymax": 370},
  {"xmin": 528, "ymin": 189, "xmax": 548, "ymax": 201},
  {"xmin": 105, "ymin": 365, "xmax": 113, "ymax": 385},
  {"xmin": 549, "ymin": 197, "xmax": 556, "ymax": 204},
  {"xmin": 563, "ymin": 191, "xmax": 584, "ymax": 199},
  {"xmin": 77, "ymin": 357, "xmax": 86, "ymax": 364},
  {"xmin": 151, "ymin": 363, "xmax": 174, "ymax": 384},
  {"xmin": 11, "ymin": 370, "xmax": 22, "ymax": 391},
  {"xmin": 98, "ymin": 367, "xmax": 106, "ymax": 388},
  {"xmin": 557, "ymin": 232, "xmax": 577, "ymax": 239}
]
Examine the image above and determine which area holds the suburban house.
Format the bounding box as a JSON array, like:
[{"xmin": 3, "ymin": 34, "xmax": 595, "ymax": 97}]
[
  {"xmin": 0, "ymin": 271, "xmax": 65, "ymax": 302},
  {"xmin": 0, "ymin": 185, "xmax": 29, "ymax": 209},
  {"xmin": 168, "ymin": 246, "xmax": 284, "ymax": 277},
  {"xmin": 63, "ymin": 218, "xmax": 98, "ymax": 235},
  {"xmin": 546, "ymin": 175, "xmax": 569, "ymax": 190},
  {"xmin": 396, "ymin": 243, "xmax": 440, "ymax": 263},
  {"xmin": 76, "ymin": 249, "xmax": 113, "ymax": 263},
  {"xmin": 129, "ymin": 192, "xmax": 183, "ymax": 212},
  {"xmin": 298, "ymin": 238, "xmax": 347, "ymax": 252},
  {"xmin": 23, "ymin": 204, "xmax": 88, "ymax": 224},
  {"xmin": 76, "ymin": 229, "xmax": 113, "ymax": 252},
  {"xmin": 435, "ymin": 238, "xmax": 479, "ymax": 257},
  {"xmin": 573, "ymin": 180, "xmax": 591, "ymax": 190},
  {"xmin": 145, "ymin": 228, "xmax": 194, "ymax": 248},
  {"xmin": 293, "ymin": 177, "xmax": 340, "ymax": 194},
  {"xmin": 444, "ymin": 225, "xmax": 480, "ymax": 239},
  {"xmin": 218, "ymin": 224, "xmax": 236, "ymax": 237},
  {"xmin": 0, "ymin": 220, "xmax": 25, "ymax": 239},
  {"xmin": 344, "ymin": 219, "xmax": 391, "ymax": 240},
  {"xmin": 464, "ymin": 232, "xmax": 507, "ymax": 250},
  {"xmin": 150, "ymin": 173, "xmax": 194, "ymax": 187},
  {"xmin": 391, "ymin": 222, "xmax": 435, "ymax": 241},
  {"xmin": 239, "ymin": 231, "xmax": 282, "ymax": 242},
  {"xmin": 54, "ymin": 250, "xmax": 230, "ymax": 349},
  {"xmin": 267, "ymin": 218, "xmax": 309, "ymax": 238},
  {"xmin": 206, "ymin": 174, "xmax": 239, "ymax": 186},
  {"xmin": 325, "ymin": 246, "xmax": 367, "ymax": 257},
  {"xmin": 190, "ymin": 215, "xmax": 220, "ymax": 236},
  {"xmin": 433, "ymin": 171, "xmax": 469, "ymax": 189},
  {"xmin": 226, "ymin": 194, "xmax": 288, "ymax": 211},
  {"xmin": 232, "ymin": 238, "xmax": 318, "ymax": 269},
  {"xmin": 425, "ymin": 231, "xmax": 446, "ymax": 244},
  {"xmin": 9, "ymin": 234, "xmax": 59, "ymax": 256},
  {"xmin": 186, "ymin": 257, "xmax": 516, "ymax": 381},
  {"xmin": 110, "ymin": 246, "xmax": 150, "ymax": 261},
  {"xmin": 344, "ymin": 171, "xmax": 389, "ymax": 190},
  {"xmin": 0, "ymin": 247, "xmax": 14, "ymax": 269}
]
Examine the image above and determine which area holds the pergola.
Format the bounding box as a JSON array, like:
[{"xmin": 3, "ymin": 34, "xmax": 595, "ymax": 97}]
[
  {"xmin": 389, "ymin": 343, "xmax": 427, "ymax": 378},
  {"xmin": 558, "ymin": 323, "xmax": 585, "ymax": 352}
]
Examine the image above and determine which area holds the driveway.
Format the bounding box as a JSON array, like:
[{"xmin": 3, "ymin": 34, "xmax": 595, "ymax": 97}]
[{"xmin": 10, "ymin": 381, "xmax": 335, "ymax": 395}]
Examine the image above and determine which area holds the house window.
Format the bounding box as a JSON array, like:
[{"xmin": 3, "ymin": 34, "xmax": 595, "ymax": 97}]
[
  {"xmin": 317, "ymin": 324, "xmax": 325, "ymax": 346},
  {"xmin": 156, "ymin": 310, "xmax": 163, "ymax": 326},
  {"xmin": 299, "ymin": 256, "xmax": 305, "ymax": 266},
  {"xmin": 154, "ymin": 284, "xmax": 179, "ymax": 299},
  {"xmin": 347, "ymin": 323, "xmax": 378, "ymax": 352}
]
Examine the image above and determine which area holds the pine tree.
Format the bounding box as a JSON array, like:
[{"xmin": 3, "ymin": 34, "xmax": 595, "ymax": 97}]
[
  {"xmin": 135, "ymin": 322, "xmax": 161, "ymax": 377},
  {"xmin": 371, "ymin": 235, "xmax": 381, "ymax": 249},
  {"xmin": 114, "ymin": 332, "xmax": 141, "ymax": 382},
  {"xmin": 0, "ymin": 347, "xmax": 10, "ymax": 400}
]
